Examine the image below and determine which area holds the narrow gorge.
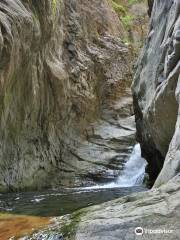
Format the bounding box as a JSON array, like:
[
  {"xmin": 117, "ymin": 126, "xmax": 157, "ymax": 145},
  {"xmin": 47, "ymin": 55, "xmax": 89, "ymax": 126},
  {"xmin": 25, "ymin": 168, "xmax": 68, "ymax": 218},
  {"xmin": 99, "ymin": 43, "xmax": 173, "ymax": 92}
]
[
  {"xmin": 0, "ymin": 0, "xmax": 147, "ymax": 191},
  {"xmin": 0, "ymin": 0, "xmax": 179, "ymax": 240}
]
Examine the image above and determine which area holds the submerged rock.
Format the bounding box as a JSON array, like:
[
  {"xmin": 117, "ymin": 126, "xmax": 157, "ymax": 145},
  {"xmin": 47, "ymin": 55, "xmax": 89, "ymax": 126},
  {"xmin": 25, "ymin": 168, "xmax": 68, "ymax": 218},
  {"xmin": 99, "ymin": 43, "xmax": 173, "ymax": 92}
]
[
  {"xmin": 0, "ymin": 213, "xmax": 50, "ymax": 240},
  {"xmin": 24, "ymin": 175, "xmax": 180, "ymax": 240}
]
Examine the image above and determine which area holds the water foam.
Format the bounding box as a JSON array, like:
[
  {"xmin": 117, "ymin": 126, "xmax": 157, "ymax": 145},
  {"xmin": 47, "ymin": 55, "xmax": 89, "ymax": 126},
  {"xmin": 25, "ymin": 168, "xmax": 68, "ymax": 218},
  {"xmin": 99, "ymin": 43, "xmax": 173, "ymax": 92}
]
[
  {"xmin": 116, "ymin": 144, "xmax": 147, "ymax": 187},
  {"xmin": 80, "ymin": 144, "xmax": 147, "ymax": 190}
]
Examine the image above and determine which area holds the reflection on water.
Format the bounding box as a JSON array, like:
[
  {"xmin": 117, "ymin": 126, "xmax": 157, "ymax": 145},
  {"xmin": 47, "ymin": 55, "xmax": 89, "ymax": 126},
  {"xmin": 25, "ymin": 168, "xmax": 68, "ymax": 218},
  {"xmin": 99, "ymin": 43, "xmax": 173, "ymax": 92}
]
[
  {"xmin": 0, "ymin": 143, "xmax": 148, "ymax": 239},
  {"xmin": 0, "ymin": 144, "xmax": 147, "ymax": 217},
  {"xmin": 0, "ymin": 186, "xmax": 147, "ymax": 217}
]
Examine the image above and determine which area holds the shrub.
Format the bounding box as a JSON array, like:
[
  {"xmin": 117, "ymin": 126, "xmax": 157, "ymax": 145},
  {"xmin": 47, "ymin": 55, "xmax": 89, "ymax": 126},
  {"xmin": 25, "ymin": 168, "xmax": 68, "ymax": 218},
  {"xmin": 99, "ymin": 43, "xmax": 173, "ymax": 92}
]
[{"xmin": 121, "ymin": 15, "xmax": 134, "ymax": 30}]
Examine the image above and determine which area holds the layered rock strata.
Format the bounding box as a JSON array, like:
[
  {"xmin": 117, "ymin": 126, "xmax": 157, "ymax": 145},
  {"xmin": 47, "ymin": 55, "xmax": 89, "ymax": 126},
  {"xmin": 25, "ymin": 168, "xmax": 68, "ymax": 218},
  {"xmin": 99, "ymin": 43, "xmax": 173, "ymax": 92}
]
[{"xmin": 0, "ymin": 0, "xmax": 134, "ymax": 191}]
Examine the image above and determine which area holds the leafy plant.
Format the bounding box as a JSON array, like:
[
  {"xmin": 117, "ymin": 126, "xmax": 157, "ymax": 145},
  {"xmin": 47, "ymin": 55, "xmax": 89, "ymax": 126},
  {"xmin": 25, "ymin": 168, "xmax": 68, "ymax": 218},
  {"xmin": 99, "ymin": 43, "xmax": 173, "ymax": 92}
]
[{"xmin": 121, "ymin": 15, "xmax": 134, "ymax": 30}]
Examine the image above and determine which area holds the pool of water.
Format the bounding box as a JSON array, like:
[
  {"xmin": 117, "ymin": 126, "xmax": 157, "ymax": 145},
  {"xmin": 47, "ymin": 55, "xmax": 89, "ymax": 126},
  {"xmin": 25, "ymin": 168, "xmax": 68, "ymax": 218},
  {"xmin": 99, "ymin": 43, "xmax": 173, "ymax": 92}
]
[
  {"xmin": 0, "ymin": 185, "xmax": 147, "ymax": 217},
  {"xmin": 0, "ymin": 144, "xmax": 147, "ymax": 218}
]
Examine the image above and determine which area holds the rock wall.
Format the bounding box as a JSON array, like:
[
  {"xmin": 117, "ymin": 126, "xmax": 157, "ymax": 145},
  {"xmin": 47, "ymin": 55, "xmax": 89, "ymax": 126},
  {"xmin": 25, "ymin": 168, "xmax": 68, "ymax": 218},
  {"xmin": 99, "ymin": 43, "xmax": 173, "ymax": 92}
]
[
  {"xmin": 0, "ymin": 0, "xmax": 134, "ymax": 191},
  {"xmin": 132, "ymin": 0, "xmax": 180, "ymax": 186},
  {"xmin": 25, "ymin": 2, "xmax": 180, "ymax": 239}
]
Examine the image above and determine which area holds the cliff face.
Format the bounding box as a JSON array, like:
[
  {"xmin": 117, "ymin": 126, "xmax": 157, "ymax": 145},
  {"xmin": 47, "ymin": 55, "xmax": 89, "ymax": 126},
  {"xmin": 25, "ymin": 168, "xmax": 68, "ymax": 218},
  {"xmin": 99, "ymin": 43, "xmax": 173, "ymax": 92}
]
[
  {"xmin": 21, "ymin": 2, "xmax": 180, "ymax": 239},
  {"xmin": 132, "ymin": 0, "xmax": 180, "ymax": 186},
  {"xmin": 0, "ymin": 0, "xmax": 134, "ymax": 191},
  {"xmin": 30, "ymin": 2, "xmax": 180, "ymax": 239}
]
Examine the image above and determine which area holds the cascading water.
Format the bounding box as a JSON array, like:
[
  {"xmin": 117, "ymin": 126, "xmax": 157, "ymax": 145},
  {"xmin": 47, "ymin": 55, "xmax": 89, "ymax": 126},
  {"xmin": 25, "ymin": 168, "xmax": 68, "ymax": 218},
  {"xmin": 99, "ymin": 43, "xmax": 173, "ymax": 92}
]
[
  {"xmin": 115, "ymin": 144, "xmax": 147, "ymax": 187},
  {"xmin": 0, "ymin": 144, "xmax": 147, "ymax": 218},
  {"xmin": 82, "ymin": 143, "xmax": 147, "ymax": 189}
]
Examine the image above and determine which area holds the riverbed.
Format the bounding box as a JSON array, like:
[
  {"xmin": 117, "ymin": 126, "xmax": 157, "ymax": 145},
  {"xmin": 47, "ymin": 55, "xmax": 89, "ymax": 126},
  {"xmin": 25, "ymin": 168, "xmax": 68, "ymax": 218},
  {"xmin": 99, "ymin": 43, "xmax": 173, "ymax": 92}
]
[
  {"xmin": 0, "ymin": 89, "xmax": 149, "ymax": 239},
  {"xmin": 0, "ymin": 143, "xmax": 148, "ymax": 239}
]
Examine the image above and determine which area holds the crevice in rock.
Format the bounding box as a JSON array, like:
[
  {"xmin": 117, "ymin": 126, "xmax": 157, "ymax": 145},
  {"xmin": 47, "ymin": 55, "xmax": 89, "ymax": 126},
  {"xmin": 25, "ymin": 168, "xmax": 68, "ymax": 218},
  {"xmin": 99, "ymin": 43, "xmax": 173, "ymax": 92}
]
[{"xmin": 133, "ymin": 94, "xmax": 164, "ymax": 187}]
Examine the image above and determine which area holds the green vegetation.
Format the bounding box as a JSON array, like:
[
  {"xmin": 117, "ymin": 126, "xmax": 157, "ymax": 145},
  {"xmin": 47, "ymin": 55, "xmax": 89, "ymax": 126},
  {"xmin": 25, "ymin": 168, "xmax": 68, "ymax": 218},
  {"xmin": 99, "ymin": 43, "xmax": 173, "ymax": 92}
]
[
  {"xmin": 128, "ymin": 0, "xmax": 144, "ymax": 5},
  {"xmin": 111, "ymin": 0, "xmax": 147, "ymax": 48},
  {"xmin": 121, "ymin": 14, "xmax": 134, "ymax": 30},
  {"xmin": 52, "ymin": 0, "xmax": 57, "ymax": 16},
  {"xmin": 111, "ymin": 1, "xmax": 134, "ymax": 30},
  {"xmin": 60, "ymin": 213, "xmax": 81, "ymax": 238},
  {"xmin": 111, "ymin": 1, "xmax": 126, "ymax": 16},
  {"xmin": 60, "ymin": 210, "xmax": 87, "ymax": 238},
  {"xmin": 52, "ymin": 0, "xmax": 63, "ymax": 18}
]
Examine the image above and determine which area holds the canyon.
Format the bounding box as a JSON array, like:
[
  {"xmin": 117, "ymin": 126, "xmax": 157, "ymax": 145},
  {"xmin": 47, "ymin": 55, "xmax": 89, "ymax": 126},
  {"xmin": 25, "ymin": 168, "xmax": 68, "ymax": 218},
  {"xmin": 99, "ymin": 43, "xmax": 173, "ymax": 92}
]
[
  {"xmin": 0, "ymin": 0, "xmax": 147, "ymax": 191},
  {"xmin": 0, "ymin": 0, "xmax": 180, "ymax": 239}
]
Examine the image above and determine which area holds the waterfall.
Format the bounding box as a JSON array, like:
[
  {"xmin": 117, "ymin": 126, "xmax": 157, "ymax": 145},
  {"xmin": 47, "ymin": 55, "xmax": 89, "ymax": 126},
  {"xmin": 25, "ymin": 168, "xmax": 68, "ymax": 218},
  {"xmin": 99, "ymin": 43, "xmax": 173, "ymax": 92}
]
[
  {"xmin": 80, "ymin": 144, "xmax": 147, "ymax": 190},
  {"xmin": 116, "ymin": 144, "xmax": 147, "ymax": 187}
]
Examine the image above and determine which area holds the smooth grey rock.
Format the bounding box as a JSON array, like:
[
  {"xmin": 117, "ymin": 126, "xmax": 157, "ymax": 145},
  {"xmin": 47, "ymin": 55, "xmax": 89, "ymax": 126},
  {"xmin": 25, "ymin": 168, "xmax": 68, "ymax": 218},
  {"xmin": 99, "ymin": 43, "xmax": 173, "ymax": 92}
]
[
  {"xmin": 132, "ymin": 0, "xmax": 180, "ymax": 186},
  {"xmin": 68, "ymin": 175, "xmax": 180, "ymax": 240},
  {"xmin": 28, "ymin": 2, "xmax": 180, "ymax": 239},
  {"xmin": 27, "ymin": 175, "xmax": 180, "ymax": 240}
]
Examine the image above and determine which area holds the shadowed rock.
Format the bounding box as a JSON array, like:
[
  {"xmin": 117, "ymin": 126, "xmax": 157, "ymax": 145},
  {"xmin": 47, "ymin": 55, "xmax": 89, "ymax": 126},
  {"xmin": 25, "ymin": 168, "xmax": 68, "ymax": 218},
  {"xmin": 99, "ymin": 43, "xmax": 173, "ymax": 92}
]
[{"xmin": 132, "ymin": 0, "xmax": 180, "ymax": 186}]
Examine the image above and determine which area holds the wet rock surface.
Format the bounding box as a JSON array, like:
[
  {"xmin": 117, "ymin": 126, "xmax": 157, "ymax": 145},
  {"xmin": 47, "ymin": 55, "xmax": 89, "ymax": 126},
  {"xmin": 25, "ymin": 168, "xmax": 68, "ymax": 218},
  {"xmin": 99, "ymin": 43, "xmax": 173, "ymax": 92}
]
[
  {"xmin": 23, "ymin": 175, "xmax": 180, "ymax": 240},
  {"xmin": 0, "ymin": 186, "xmax": 147, "ymax": 239},
  {"xmin": 2, "ymin": 1, "xmax": 180, "ymax": 240},
  {"xmin": 0, "ymin": 213, "xmax": 50, "ymax": 240},
  {"xmin": 74, "ymin": 88, "xmax": 136, "ymax": 186},
  {"xmin": 25, "ymin": 1, "xmax": 180, "ymax": 239}
]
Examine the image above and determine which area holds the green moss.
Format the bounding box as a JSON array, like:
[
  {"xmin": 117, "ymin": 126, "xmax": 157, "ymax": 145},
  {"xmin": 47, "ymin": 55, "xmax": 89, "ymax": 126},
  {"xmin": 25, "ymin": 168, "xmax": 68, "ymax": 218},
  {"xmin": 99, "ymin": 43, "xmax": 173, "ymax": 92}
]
[
  {"xmin": 52, "ymin": 0, "xmax": 63, "ymax": 19},
  {"xmin": 59, "ymin": 0, "xmax": 63, "ymax": 15},
  {"xmin": 111, "ymin": 1, "xmax": 134, "ymax": 31},
  {"xmin": 60, "ymin": 210, "xmax": 87, "ymax": 239},
  {"xmin": 128, "ymin": 0, "xmax": 144, "ymax": 5},
  {"xmin": 52, "ymin": 0, "xmax": 57, "ymax": 16},
  {"xmin": 122, "ymin": 37, "xmax": 131, "ymax": 45},
  {"xmin": 121, "ymin": 14, "xmax": 134, "ymax": 30},
  {"xmin": 111, "ymin": 1, "xmax": 126, "ymax": 16},
  {"xmin": 4, "ymin": 92, "xmax": 12, "ymax": 106}
]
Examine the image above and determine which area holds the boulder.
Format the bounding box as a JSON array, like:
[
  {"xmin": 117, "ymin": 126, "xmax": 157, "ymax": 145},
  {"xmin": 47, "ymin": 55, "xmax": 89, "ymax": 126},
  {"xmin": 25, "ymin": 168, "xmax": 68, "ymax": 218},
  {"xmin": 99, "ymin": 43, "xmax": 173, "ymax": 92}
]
[{"xmin": 132, "ymin": 0, "xmax": 180, "ymax": 186}]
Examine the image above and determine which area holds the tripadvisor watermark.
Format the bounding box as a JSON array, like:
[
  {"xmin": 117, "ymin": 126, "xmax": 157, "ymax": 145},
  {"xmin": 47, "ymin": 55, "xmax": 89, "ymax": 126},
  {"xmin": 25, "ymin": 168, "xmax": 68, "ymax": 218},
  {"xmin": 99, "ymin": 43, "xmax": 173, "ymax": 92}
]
[{"xmin": 135, "ymin": 227, "xmax": 174, "ymax": 236}]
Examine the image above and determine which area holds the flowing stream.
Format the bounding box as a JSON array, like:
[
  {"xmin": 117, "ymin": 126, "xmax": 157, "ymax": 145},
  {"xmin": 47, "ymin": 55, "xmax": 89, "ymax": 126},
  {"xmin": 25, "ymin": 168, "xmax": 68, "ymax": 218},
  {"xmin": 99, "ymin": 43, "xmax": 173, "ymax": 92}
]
[
  {"xmin": 116, "ymin": 144, "xmax": 147, "ymax": 186},
  {"xmin": 0, "ymin": 144, "xmax": 147, "ymax": 217},
  {"xmin": 83, "ymin": 144, "xmax": 147, "ymax": 190},
  {"xmin": 0, "ymin": 91, "xmax": 148, "ymax": 219}
]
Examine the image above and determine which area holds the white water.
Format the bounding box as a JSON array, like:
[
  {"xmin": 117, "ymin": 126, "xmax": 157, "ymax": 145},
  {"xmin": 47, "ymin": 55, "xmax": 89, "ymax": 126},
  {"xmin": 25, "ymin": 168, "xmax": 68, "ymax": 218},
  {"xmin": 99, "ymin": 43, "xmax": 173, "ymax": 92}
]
[
  {"xmin": 115, "ymin": 144, "xmax": 147, "ymax": 187},
  {"xmin": 80, "ymin": 144, "xmax": 147, "ymax": 190}
]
